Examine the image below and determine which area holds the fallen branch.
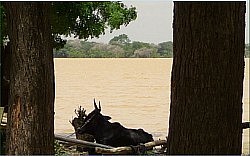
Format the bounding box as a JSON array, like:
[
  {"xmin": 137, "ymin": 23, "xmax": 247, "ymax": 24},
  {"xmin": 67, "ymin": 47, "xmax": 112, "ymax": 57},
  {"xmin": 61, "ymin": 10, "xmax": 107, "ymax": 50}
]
[
  {"xmin": 54, "ymin": 134, "xmax": 113, "ymax": 149},
  {"xmin": 95, "ymin": 139, "xmax": 167, "ymax": 154},
  {"xmin": 242, "ymin": 122, "xmax": 250, "ymax": 129}
]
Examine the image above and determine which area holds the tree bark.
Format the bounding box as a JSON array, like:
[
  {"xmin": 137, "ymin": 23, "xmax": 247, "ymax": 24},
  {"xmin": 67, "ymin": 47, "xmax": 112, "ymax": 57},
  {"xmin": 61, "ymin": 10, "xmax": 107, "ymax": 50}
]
[
  {"xmin": 4, "ymin": 2, "xmax": 55, "ymax": 154},
  {"xmin": 167, "ymin": 2, "xmax": 245, "ymax": 154},
  {"xmin": 1, "ymin": 43, "xmax": 10, "ymax": 113}
]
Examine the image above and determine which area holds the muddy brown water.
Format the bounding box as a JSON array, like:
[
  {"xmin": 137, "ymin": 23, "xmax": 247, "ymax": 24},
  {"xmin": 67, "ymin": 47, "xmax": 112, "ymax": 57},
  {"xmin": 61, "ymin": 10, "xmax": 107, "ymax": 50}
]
[{"xmin": 54, "ymin": 58, "xmax": 249, "ymax": 153}]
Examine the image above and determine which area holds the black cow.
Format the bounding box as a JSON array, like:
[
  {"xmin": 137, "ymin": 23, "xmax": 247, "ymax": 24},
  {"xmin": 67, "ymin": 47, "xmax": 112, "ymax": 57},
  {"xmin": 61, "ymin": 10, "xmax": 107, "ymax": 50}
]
[{"xmin": 78, "ymin": 100, "xmax": 154, "ymax": 147}]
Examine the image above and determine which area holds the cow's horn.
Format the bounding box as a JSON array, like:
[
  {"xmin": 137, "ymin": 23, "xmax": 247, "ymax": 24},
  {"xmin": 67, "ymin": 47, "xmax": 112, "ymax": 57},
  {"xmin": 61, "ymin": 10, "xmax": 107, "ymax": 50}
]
[
  {"xmin": 99, "ymin": 101, "xmax": 101, "ymax": 111},
  {"xmin": 94, "ymin": 98, "xmax": 98, "ymax": 110}
]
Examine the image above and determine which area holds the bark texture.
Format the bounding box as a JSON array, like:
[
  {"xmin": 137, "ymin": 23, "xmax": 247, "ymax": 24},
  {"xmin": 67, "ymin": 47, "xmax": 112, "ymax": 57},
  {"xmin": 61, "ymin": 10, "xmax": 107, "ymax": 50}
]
[
  {"xmin": 167, "ymin": 2, "xmax": 245, "ymax": 154},
  {"xmin": 4, "ymin": 2, "xmax": 55, "ymax": 154},
  {"xmin": 1, "ymin": 43, "xmax": 10, "ymax": 112}
]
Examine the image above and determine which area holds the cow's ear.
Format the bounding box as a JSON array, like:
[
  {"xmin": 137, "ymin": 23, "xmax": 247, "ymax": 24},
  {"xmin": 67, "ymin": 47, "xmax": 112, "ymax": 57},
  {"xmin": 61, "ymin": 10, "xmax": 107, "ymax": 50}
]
[{"xmin": 103, "ymin": 115, "xmax": 111, "ymax": 120}]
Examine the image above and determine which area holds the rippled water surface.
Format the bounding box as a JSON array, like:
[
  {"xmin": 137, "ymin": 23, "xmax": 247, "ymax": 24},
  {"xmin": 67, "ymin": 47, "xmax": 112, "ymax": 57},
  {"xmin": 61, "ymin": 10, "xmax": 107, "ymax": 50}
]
[{"xmin": 54, "ymin": 58, "xmax": 249, "ymax": 153}]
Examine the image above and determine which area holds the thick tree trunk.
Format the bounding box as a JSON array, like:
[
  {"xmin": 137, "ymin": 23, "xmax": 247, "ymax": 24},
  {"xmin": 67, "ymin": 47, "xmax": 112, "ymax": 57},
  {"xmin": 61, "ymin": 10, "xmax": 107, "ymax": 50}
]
[
  {"xmin": 167, "ymin": 2, "xmax": 245, "ymax": 154},
  {"xmin": 1, "ymin": 43, "xmax": 10, "ymax": 113},
  {"xmin": 4, "ymin": 2, "xmax": 55, "ymax": 154}
]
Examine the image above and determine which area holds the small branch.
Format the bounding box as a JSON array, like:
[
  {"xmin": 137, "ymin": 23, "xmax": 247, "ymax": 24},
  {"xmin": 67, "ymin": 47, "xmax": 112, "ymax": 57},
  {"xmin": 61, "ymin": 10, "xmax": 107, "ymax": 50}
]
[
  {"xmin": 242, "ymin": 122, "xmax": 250, "ymax": 129},
  {"xmin": 95, "ymin": 140, "xmax": 167, "ymax": 154}
]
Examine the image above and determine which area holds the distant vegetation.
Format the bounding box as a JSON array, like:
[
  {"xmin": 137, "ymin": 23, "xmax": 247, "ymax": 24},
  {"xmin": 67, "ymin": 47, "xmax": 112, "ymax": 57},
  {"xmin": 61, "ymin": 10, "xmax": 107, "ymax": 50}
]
[
  {"xmin": 245, "ymin": 43, "xmax": 250, "ymax": 58},
  {"xmin": 53, "ymin": 34, "xmax": 173, "ymax": 58},
  {"xmin": 53, "ymin": 34, "xmax": 250, "ymax": 58}
]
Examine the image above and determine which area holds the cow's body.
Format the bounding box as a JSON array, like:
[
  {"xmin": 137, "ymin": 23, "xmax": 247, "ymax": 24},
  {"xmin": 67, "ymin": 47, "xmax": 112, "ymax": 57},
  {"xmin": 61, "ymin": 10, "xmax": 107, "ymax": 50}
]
[{"xmin": 78, "ymin": 100, "xmax": 153, "ymax": 147}]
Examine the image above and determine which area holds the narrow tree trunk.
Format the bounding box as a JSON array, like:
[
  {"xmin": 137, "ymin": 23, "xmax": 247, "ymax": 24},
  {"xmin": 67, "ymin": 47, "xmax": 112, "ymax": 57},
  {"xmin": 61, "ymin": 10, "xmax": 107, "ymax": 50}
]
[
  {"xmin": 4, "ymin": 2, "xmax": 55, "ymax": 154},
  {"xmin": 167, "ymin": 2, "xmax": 245, "ymax": 154}
]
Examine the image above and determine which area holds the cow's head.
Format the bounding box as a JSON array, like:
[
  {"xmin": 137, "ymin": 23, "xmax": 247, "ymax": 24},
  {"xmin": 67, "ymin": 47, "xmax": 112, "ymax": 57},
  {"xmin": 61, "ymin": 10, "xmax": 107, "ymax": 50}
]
[{"xmin": 77, "ymin": 99, "xmax": 111, "ymax": 135}]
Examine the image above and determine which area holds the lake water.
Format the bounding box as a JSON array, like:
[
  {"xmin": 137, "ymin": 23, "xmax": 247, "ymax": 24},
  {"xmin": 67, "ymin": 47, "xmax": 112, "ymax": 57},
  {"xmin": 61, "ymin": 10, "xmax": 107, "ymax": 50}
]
[{"xmin": 54, "ymin": 58, "xmax": 249, "ymax": 153}]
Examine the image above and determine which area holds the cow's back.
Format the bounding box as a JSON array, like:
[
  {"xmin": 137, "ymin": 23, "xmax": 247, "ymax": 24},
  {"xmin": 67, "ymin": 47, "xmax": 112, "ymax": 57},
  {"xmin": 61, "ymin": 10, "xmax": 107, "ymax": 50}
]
[
  {"xmin": 129, "ymin": 128, "xmax": 153, "ymax": 144},
  {"xmin": 137, "ymin": 128, "xmax": 153, "ymax": 142},
  {"xmin": 98, "ymin": 122, "xmax": 137, "ymax": 147}
]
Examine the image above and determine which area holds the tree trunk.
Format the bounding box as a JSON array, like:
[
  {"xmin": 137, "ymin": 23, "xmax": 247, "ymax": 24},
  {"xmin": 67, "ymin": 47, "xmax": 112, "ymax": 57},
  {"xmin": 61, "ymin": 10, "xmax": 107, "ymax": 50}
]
[
  {"xmin": 4, "ymin": 2, "xmax": 55, "ymax": 154},
  {"xmin": 167, "ymin": 2, "xmax": 245, "ymax": 154},
  {"xmin": 1, "ymin": 43, "xmax": 10, "ymax": 113}
]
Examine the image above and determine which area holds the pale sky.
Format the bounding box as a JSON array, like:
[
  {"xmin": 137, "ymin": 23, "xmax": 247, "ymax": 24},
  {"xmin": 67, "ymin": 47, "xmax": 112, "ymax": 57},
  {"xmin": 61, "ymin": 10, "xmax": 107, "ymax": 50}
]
[
  {"xmin": 88, "ymin": 1, "xmax": 249, "ymax": 44},
  {"xmin": 88, "ymin": 1, "xmax": 173, "ymax": 44}
]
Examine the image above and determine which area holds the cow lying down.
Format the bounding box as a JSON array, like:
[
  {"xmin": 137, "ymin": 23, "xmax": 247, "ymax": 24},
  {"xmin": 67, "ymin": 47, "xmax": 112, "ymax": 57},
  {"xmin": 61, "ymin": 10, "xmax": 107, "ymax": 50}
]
[{"xmin": 77, "ymin": 100, "xmax": 154, "ymax": 147}]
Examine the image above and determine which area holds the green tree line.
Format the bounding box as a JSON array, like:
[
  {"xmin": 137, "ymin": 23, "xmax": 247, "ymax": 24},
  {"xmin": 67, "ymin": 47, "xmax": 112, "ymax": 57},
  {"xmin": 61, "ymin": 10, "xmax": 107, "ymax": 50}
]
[
  {"xmin": 245, "ymin": 43, "xmax": 250, "ymax": 57},
  {"xmin": 54, "ymin": 34, "xmax": 250, "ymax": 58},
  {"xmin": 53, "ymin": 34, "xmax": 174, "ymax": 58}
]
